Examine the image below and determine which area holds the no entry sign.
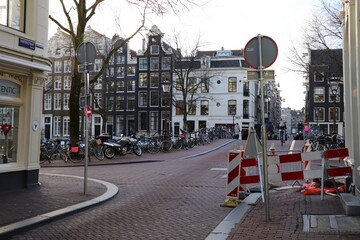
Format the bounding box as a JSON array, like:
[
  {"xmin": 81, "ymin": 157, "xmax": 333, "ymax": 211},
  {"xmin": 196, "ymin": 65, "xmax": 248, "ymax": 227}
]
[{"xmin": 244, "ymin": 35, "xmax": 278, "ymax": 69}]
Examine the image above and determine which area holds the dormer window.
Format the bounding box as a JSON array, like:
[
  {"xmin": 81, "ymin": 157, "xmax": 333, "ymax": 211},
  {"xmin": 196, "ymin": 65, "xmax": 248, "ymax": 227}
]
[{"xmin": 151, "ymin": 45, "xmax": 159, "ymax": 55}]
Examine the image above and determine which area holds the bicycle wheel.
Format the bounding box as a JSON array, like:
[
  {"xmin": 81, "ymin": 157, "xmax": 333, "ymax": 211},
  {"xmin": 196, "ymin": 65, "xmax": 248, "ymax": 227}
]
[
  {"xmin": 161, "ymin": 140, "xmax": 172, "ymax": 152},
  {"xmin": 68, "ymin": 146, "xmax": 85, "ymax": 163},
  {"xmin": 93, "ymin": 145, "xmax": 104, "ymax": 160},
  {"xmin": 148, "ymin": 141, "xmax": 160, "ymax": 154}
]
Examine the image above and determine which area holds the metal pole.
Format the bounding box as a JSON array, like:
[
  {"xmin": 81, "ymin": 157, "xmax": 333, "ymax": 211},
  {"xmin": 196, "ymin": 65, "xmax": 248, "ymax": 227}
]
[
  {"xmin": 258, "ymin": 34, "xmax": 270, "ymax": 221},
  {"xmin": 83, "ymin": 70, "xmax": 89, "ymax": 195},
  {"xmin": 333, "ymin": 94, "xmax": 336, "ymax": 134},
  {"xmin": 84, "ymin": 45, "xmax": 89, "ymax": 195}
]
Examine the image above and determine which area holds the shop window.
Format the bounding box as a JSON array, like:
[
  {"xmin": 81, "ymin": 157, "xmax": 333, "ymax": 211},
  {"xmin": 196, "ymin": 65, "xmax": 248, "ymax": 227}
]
[{"xmin": 0, "ymin": 106, "xmax": 19, "ymax": 163}]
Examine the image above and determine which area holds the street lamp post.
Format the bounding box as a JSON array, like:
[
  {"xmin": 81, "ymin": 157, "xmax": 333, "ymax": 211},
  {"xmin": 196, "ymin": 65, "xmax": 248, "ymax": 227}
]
[
  {"xmin": 161, "ymin": 79, "xmax": 172, "ymax": 142},
  {"xmin": 328, "ymin": 74, "xmax": 340, "ymax": 134}
]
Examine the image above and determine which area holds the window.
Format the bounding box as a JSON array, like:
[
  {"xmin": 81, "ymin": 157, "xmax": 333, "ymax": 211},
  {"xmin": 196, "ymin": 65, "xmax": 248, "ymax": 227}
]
[
  {"xmin": 44, "ymin": 77, "xmax": 52, "ymax": 91},
  {"xmin": 201, "ymin": 78, "xmax": 209, "ymax": 93},
  {"xmin": 139, "ymin": 58, "xmax": 148, "ymax": 70},
  {"xmin": 188, "ymin": 77, "xmax": 197, "ymax": 92},
  {"xmin": 54, "ymin": 93, "xmax": 61, "ymax": 110},
  {"xmin": 64, "ymin": 76, "xmax": 71, "ymax": 90},
  {"xmin": 150, "ymin": 73, "xmax": 159, "ymax": 88},
  {"xmin": 116, "ymin": 95, "xmax": 125, "ymax": 111},
  {"xmin": 162, "ymin": 57, "xmax": 171, "ymax": 70},
  {"xmin": 139, "ymin": 73, "xmax": 147, "ymax": 87},
  {"xmin": 0, "ymin": 106, "xmax": 19, "ymax": 163},
  {"xmin": 314, "ymin": 71, "xmax": 325, "ymax": 82},
  {"xmin": 314, "ymin": 87, "xmax": 325, "ymax": 102},
  {"xmin": 189, "ymin": 101, "xmax": 196, "ymax": 115},
  {"xmin": 0, "ymin": 0, "xmax": 25, "ymax": 31},
  {"xmin": 107, "ymin": 96, "xmax": 114, "ymax": 111},
  {"xmin": 54, "ymin": 76, "xmax": 62, "ymax": 90},
  {"xmin": 63, "ymin": 117, "xmax": 70, "ymax": 136},
  {"xmin": 94, "ymin": 93, "xmax": 102, "ymax": 110},
  {"xmin": 106, "ymin": 67, "xmax": 114, "ymax": 77},
  {"xmin": 53, "ymin": 116, "xmax": 61, "ymax": 137},
  {"xmin": 64, "ymin": 60, "xmax": 72, "ymax": 73},
  {"xmin": 94, "ymin": 59, "xmax": 103, "ymax": 72},
  {"xmin": 127, "ymin": 95, "xmax": 135, "ymax": 111},
  {"xmin": 116, "ymin": 55, "xmax": 125, "ymax": 64},
  {"xmin": 228, "ymin": 77, "xmax": 237, "ymax": 92},
  {"xmin": 243, "ymin": 100, "xmax": 249, "ymax": 119},
  {"xmin": 139, "ymin": 92, "xmax": 147, "ymax": 107},
  {"xmin": 243, "ymin": 81, "xmax": 250, "ymax": 96},
  {"xmin": 228, "ymin": 100, "xmax": 236, "ymax": 115},
  {"xmin": 314, "ymin": 107, "xmax": 324, "ymax": 121},
  {"xmin": 116, "ymin": 66, "xmax": 125, "ymax": 78},
  {"xmin": 176, "ymin": 100, "xmax": 185, "ymax": 115},
  {"xmin": 150, "ymin": 111, "xmax": 158, "ymax": 131},
  {"xmin": 44, "ymin": 94, "xmax": 51, "ymax": 110},
  {"xmin": 128, "ymin": 66, "xmax": 135, "ymax": 75},
  {"xmin": 150, "ymin": 45, "xmax": 159, "ymax": 55},
  {"xmin": 116, "ymin": 81, "xmax": 125, "ymax": 92},
  {"xmin": 329, "ymin": 107, "xmax": 340, "ymax": 121},
  {"xmin": 201, "ymin": 100, "xmax": 209, "ymax": 115},
  {"xmin": 176, "ymin": 78, "xmax": 183, "ymax": 91},
  {"xmin": 139, "ymin": 112, "xmax": 147, "ymax": 131},
  {"xmin": 63, "ymin": 93, "xmax": 69, "ymax": 110},
  {"xmin": 150, "ymin": 57, "xmax": 159, "ymax": 70},
  {"xmin": 54, "ymin": 61, "xmax": 62, "ymax": 73},
  {"xmin": 150, "ymin": 91, "xmax": 159, "ymax": 106},
  {"xmin": 127, "ymin": 80, "xmax": 135, "ymax": 92}
]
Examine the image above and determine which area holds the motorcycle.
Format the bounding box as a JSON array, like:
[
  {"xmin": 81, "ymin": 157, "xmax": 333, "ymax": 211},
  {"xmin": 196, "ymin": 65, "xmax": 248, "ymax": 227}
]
[{"xmin": 103, "ymin": 135, "xmax": 143, "ymax": 159}]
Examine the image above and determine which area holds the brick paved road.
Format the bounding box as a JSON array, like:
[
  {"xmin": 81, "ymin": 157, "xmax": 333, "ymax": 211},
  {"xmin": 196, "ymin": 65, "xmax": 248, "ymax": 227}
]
[{"xmin": 10, "ymin": 140, "xmax": 239, "ymax": 239}]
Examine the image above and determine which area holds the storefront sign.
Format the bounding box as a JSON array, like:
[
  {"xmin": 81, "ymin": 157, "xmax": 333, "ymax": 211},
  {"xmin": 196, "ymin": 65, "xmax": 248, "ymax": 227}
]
[{"xmin": 0, "ymin": 80, "xmax": 20, "ymax": 98}]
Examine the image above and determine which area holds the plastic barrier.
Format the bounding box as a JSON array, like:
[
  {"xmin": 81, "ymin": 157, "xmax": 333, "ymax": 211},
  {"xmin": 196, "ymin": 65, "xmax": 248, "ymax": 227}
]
[
  {"xmin": 226, "ymin": 150, "xmax": 242, "ymax": 198},
  {"xmin": 321, "ymin": 148, "xmax": 351, "ymax": 199},
  {"xmin": 238, "ymin": 151, "xmax": 324, "ymax": 190}
]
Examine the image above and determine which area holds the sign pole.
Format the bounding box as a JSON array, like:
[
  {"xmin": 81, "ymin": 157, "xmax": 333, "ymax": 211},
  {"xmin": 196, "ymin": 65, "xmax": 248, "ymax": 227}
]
[
  {"xmin": 76, "ymin": 41, "xmax": 96, "ymax": 195},
  {"xmin": 258, "ymin": 34, "xmax": 270, "ymax": 222}
]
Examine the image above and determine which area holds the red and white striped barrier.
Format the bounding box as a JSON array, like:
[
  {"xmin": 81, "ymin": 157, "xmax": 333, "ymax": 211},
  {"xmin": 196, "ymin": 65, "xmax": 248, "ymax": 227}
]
[
  {"xmin": 267, "ymin": 151, "xmax": 323, "ymax": 185},
  {"xmin": 226, "ymin": 150, "xmax": 242, "ymax": 199},
  {"xmin": 239, "ymin": 157, "xmax": 260, "ymax": 191},
  {"xmin": 321, "ymin": 148, "xmax": 351, "ymax": 199},
  {"xmin": 238, "ymin": 151, "xmax": 324, "ymax": 190}
]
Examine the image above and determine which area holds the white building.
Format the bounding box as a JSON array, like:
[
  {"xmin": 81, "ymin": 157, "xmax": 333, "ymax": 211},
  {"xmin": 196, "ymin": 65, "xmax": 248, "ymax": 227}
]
[
  {"xmin": 0, "ymin": 1, "xmax": 51, "ymax": 191},
  {"xmin": 172, "ymin": 49, "xmax": 258, "ymax": 139}
]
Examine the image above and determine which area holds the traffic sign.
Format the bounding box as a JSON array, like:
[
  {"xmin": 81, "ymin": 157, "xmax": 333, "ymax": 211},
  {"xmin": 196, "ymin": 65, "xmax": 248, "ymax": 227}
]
[
  {"xmin": 247, "ymin": 70, "xmax": 275, "ymax": 81},
  {"xmin": 78, "ymin": 63, "xmax": 94, "ymax": 73},
  {"xmin": 244, "ymin": 35, "xmax": 278, "ymax": 69},
  {"xmin": 76, "ymin": 41, "xmax": 97, "ymax": 64}
]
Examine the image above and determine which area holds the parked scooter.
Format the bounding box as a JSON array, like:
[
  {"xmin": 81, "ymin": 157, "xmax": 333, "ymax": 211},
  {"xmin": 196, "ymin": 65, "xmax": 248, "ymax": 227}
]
[{"xmin": 102, "ymin": 134, "xmax": 143, "ymax": 159}]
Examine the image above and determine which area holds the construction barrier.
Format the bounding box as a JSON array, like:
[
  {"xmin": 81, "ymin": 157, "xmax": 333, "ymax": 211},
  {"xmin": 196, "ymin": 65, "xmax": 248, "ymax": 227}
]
[
  {"xmin": 321, "ymin": 148, "xmax": 351, "ymax": 199},
  {"xmin": 226, "ymin": 150, "xmax": 242, "ymax": 199}
]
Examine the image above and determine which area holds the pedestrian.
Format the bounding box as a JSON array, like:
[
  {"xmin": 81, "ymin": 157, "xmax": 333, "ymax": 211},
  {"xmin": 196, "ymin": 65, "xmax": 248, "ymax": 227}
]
[{"xmin": 234, "ymin": 123, "xmax": 240, "ymax": 139}]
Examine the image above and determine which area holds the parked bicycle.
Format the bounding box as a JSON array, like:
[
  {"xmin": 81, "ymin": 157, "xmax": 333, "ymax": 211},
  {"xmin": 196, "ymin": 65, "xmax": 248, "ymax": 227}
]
[
  {"xmin": 66, "ymin": 138, "xmax": 104, "ymax": 163},
  {"xmin": 40, "ymin": 139, "xmax": 68, "ymax": 163}
]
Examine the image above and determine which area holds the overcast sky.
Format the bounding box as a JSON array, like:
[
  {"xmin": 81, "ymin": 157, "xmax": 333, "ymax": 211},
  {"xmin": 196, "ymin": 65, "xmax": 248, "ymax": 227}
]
[{"xmin": 49, "ymin": 0, "xmax": 321, "ymax": 110}]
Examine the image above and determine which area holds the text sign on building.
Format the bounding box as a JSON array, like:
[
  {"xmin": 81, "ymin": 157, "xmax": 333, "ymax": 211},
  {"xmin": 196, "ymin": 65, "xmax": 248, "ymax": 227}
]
[{"xmin": 0, "ymin": 80, "xmax": 20, "ymax": 98}]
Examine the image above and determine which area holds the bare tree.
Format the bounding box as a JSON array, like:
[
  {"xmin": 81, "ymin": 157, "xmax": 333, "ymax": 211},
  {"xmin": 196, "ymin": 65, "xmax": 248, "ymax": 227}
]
[
  {"xmin": 286, "ymin": 0, "xmax": 343, "ymax": 75},
  {"xmin": 170, "ymin": 33, "xmax": 217, "ymax": 133},
  {"xmin": 48, "ymin": 0, "xmax": 197, "ymax": 145}
]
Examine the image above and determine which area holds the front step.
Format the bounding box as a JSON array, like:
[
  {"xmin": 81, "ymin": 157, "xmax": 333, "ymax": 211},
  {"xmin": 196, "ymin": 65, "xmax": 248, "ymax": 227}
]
[
  {"xmin": 303, "ymin": 214, "xmax": 360, "ymax": 233},
  {"xmin": 340, "ymin": 193, "xmax": 360, "ymax": 216}
]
